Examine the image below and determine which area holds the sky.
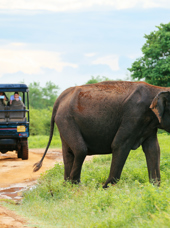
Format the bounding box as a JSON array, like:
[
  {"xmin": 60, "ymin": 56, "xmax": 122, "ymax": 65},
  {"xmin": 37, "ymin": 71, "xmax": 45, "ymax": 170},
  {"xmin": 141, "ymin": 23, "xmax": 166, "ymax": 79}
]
[{"xmin": 0, "ymin": 0, "xmax": 170, "ymax": 93}]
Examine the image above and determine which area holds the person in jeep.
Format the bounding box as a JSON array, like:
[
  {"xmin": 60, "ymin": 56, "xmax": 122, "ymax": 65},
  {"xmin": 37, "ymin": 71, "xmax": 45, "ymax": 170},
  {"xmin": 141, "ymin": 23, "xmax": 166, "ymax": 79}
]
[
  {"xmin": 10, "ymin": 92, "xmax": 22, "ymax": 105},
  {"xmin": 0, "ymin": 92, "xmax": 8, "ymax": 106}
]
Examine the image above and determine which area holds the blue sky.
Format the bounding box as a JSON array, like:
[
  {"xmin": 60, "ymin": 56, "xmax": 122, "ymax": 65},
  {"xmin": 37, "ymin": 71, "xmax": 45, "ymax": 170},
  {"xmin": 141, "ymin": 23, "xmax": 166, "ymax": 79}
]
[{"xmin": 0, "ymin": 1, "xmax": 170, "ymax": 93}]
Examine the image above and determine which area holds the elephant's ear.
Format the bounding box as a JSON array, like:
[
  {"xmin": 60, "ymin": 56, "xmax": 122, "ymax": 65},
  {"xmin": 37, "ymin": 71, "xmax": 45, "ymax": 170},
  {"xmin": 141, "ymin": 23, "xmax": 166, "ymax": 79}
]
[{"xmin": 150, "ymin": 91, "xmax": 170, "ymax": 123}]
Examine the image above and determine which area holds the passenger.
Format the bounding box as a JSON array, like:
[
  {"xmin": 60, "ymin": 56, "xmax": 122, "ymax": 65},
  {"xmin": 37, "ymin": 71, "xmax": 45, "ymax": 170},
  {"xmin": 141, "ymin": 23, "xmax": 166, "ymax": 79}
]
[
  {"xmin": 0, "ymin": 92, "xmax": 8, "ymax": 106},
  {"xmin": 10, "ymin": 92, "xmax": 22, "ymax": 105}
]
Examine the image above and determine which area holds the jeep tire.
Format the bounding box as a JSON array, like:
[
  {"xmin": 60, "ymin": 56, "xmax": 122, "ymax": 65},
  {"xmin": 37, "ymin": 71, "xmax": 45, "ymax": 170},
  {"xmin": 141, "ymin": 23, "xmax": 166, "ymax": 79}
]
[{"xmin": 21, "ymin": 138, "xmax": 28, "ymax": 160}]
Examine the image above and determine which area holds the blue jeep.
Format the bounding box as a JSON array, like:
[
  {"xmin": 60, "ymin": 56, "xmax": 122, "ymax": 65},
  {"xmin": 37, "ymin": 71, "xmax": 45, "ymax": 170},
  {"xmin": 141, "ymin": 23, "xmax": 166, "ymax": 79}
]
[{"xmin": 0, "ymin": 84, "xmax": 29, "ymax": 160}]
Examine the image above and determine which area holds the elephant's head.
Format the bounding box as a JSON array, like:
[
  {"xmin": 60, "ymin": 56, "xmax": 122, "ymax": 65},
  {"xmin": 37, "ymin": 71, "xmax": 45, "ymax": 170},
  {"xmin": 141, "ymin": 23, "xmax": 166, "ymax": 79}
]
[{"xmin": 150, "ymin": 91, "xmax": 170, "ymax": 132}]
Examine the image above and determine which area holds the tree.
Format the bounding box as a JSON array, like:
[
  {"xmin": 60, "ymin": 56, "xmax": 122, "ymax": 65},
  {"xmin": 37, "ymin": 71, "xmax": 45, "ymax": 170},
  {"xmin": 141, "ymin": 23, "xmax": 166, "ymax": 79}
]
[
  {"xmin": 41, "ymin": 81, "xmax": 59, "ymax": 108},
  {"xmin": 128, "ymin": 23, "xmax": 170, "ymax": 87},
  {"xmin": 86, "ymin": 75, "xmax": 110, "ymax": 84},
  {"xmin": 29, "ymin": 81, "xmax": 59, "ymax": 109},
  {"xmin": 29, "ymin": 82, "xmax": 42, "ymax": 109}
]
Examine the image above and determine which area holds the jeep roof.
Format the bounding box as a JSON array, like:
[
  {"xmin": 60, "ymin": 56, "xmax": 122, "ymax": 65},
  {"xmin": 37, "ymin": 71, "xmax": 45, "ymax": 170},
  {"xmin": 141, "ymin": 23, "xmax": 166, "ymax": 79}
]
[{"xmin": 0, "ymin": 84, "xmax": 29, "ymax": 92}]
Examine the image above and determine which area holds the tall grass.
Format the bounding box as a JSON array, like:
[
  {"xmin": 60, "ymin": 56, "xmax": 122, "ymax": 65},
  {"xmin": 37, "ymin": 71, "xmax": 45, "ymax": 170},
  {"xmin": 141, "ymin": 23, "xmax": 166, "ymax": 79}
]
[{"xmin": 4, "ymin": 134, "xmax": 170, "ymax": 228}]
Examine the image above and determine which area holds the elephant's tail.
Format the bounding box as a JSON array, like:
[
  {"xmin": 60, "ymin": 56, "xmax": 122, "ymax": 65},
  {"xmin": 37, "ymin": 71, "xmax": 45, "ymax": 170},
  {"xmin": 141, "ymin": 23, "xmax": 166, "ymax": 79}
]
[{"xmin": 33, "ymin": 109, "xmax": 55, "ymax": 172}]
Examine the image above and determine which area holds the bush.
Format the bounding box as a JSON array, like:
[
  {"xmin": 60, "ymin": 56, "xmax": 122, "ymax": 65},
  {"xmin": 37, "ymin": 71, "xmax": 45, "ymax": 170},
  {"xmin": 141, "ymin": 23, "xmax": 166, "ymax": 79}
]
[{"xmin": 29, "ymin": 107, "xmax": 59, "ymax": 136}]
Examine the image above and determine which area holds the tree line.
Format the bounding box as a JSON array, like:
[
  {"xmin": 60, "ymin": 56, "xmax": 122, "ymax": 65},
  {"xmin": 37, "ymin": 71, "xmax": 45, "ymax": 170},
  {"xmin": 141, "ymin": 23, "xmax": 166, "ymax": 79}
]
[
  {"xmin": 29, "ymin": 22, "xmax": 170, "ymax": 136},
  {"xmin": 29, "ymin": 81, "xmax": 58, "ymax": 135}
]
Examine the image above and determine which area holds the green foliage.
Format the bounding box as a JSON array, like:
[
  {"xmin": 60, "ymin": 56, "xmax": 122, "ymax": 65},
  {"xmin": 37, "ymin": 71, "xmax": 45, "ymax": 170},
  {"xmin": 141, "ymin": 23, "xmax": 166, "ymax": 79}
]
[
  {"xmin": 28, "ymin": 81, "xmax": 59, "ymax": 136},
  {"xmin": 5, "ymin": 135, "xmax": 170, "ymax": 228},
  {"xmin": 128, "ymin": 23, "xmax": 170, "ymax": 86},
  {"xmin": 29, "ymin": 106, "xmax": 59, "ymax": 136},
  {"xmin": 86, "ymin": 75, "xmax": 111, "ymax": 84},
  {"xmin": 29, "ymin": 107, "xmax": 53, "ymax": 135},
  {"xmin": 28, "ymin": 135, "xmax": 61, "ymax": 148},
  {"xmin": 29, "ymin": 81, "xmax": 59, "ymax": 109}
]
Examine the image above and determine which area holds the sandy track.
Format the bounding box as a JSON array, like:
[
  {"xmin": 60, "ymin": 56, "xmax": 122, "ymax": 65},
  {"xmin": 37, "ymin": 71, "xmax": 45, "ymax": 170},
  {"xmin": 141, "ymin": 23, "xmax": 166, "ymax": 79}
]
[
  {"xmin": 0, "ymin": 206, "xmax": 30, "ymax": 228},
  {"xmin": 0, "ymin": 148, "xmax": 63, "ymax": 228},
  {"xmin": 0, "ymin": 149, "xmax": 93, "ymax": 227},
  {"xmin": 0, "ymin": 149, "xmax": 63, "ymax": 188}
]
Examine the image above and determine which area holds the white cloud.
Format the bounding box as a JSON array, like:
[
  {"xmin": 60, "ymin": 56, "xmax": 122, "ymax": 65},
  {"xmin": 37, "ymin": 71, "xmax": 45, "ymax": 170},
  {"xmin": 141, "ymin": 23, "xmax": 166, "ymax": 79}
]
[
  {"xmin": 0, "ymin": 42, "xmax": 78, "ymax": 77},
  {"xmin": 142, "ymin": 0, "xmax": 160, "ymax": 8},
  {"xmin": 92, "ymin": 55, "xmax": 119, "ymax": 71},
  {"xmin": 127, "ymin": 52, "xmax": 143, "ymax": 60},
  {"xmin": 0, "ymin": 0, "xmax": 170, "ymax": 11},
  {"xmin": 84, "ymin": 53, "xmax": 96, "ymax": 57}
]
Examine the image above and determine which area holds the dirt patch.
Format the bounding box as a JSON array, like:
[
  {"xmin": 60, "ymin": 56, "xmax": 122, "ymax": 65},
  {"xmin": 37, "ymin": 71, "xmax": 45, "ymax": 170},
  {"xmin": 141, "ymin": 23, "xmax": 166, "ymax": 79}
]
[
  {"xmin": 0, "ymin": 148, "xmax": 63, "ymax": 227},
  {"xmin": 0, "ymin": 149, "xmax": 63, "ymax": 188},
  {"xmin": 0, "ymin": 205, "xmax": 33, "ymax": 228},
  {"xmin": 0, "ymin": 148, "xmax": 93, "ymax": 227}
]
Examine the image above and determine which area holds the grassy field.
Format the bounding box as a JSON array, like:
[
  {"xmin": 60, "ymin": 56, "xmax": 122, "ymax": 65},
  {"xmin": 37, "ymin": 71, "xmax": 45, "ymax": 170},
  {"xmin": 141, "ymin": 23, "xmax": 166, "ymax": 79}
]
[
  {"xmin": 3, "ymin": 133, "xmax": 170, "ymax": 228},
  {"xmin": 28, "ymin": 133, "xmax": 62, "ymax": 148}
]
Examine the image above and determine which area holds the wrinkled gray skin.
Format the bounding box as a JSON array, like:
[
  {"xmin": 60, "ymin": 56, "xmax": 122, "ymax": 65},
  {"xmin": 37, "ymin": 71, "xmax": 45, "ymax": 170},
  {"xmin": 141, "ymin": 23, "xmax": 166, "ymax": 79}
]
[{"xmin": 34, "ymin": 81, "xmax": 170, "ymax": 187}]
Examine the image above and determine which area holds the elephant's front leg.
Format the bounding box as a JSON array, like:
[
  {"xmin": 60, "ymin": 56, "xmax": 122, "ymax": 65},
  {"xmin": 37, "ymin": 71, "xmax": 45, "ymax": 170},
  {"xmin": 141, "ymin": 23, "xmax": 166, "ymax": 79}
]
[
  {"xmin": 142, "ymin": 133, "xmax": 160, "ymax": 185},
  {"xmin": 103, "ymin": 143, "xmax": 131, "ymax": 188},
  {"xmin": 103, "ymin": 120, "xmax": 141, "ymax": 188}
]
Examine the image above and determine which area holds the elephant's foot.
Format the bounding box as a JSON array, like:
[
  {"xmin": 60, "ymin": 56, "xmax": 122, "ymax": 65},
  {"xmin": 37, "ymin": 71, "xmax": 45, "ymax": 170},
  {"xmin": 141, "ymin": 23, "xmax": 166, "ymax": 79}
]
[
  {"xmin": 71, "ymin": 179, "xmax": 81, "ymax": 185},
  {"xmin": 150, "ymin": 178, "xmax": 160, "ymax": 187},
  {"xmin": 103, "ymin": 177, "xmax": 119, "ymax": 188}
]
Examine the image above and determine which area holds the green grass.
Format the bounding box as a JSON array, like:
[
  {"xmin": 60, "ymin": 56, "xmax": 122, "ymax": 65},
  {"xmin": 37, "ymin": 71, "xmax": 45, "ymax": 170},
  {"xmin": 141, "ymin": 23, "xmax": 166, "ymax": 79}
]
[
  {"xmin": 2, "ymin": 133, "xmax": 170, "ymax": 228},
  {"xmin": 28, "ymin": 134, "xmax": 62, "ymax": 148}
]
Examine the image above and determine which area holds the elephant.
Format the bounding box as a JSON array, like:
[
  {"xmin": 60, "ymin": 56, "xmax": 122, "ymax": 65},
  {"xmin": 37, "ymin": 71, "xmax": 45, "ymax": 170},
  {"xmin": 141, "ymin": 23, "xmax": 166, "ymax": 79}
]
[{"xmin": 34, "ymin": 81, "xmax": 170, "ymax": 187}]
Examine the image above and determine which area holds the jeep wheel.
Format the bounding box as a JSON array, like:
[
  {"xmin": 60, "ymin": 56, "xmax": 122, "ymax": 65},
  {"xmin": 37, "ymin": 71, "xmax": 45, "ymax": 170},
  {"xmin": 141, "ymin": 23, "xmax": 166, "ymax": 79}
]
[{"xmin": 21, "ymin": 139, "xmax": 28, "ymax": 160}]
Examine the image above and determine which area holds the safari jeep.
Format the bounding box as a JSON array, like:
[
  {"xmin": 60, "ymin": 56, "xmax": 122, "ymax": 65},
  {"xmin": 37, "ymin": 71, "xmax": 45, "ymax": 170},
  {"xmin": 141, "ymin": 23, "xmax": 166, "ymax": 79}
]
[{"xmin": 0, "ymin": 84, "xmax": 29, "ymax": 160}]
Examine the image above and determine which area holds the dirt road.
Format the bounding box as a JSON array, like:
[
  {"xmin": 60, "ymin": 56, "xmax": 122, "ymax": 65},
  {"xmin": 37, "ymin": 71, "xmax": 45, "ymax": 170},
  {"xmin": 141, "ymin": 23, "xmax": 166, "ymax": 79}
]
[
  {"xmin": 0, "ymin": 148, "xmax": 63, "ymax": 228},
  {"xmin": 0, "ymin": 148, "xmax": 63, "ymax": 188},
  {"xmin": 0, "ymin": 149, "xmax": 93, "ymax": 227}
]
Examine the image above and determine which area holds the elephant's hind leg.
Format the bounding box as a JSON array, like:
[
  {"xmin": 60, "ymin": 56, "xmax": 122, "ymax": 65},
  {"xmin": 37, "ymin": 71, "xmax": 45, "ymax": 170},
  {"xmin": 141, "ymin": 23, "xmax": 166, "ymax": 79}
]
[
  {"xmin": 69, "ymin": 146, "xmax": 87, "ymax": 183},
  {"xmin": 59, "ymin": 122, "xmax": 88, "ymax": 184},
  {"xmin": 68, "ymin": 137, "xmax": 87, "ymax": 183},
  {"xmin": 62, "ymin": 139, "xmax": 74, "ymax": 181}
]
